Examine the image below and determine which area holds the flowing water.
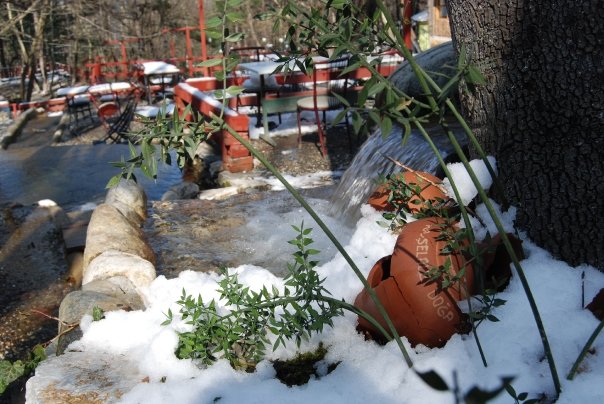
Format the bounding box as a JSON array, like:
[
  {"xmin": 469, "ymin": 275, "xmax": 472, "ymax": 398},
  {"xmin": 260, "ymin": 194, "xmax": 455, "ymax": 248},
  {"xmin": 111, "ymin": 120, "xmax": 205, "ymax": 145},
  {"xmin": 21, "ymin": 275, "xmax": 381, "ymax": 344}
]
[
  {"xmin": 328, "ymin": 123, "xmax": 467, "ymax": 224},
  {"xmin": 0, "ymin": 144, "xmax": 182, "ymax": 211}
]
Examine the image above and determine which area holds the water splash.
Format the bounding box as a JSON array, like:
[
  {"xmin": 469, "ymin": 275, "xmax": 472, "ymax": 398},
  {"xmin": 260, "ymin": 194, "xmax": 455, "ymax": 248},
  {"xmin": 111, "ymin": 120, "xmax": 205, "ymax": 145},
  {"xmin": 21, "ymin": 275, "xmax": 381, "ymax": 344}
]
[{"xmin": 328, "ymin": 123, "xmax": 466, "ymax": 224}]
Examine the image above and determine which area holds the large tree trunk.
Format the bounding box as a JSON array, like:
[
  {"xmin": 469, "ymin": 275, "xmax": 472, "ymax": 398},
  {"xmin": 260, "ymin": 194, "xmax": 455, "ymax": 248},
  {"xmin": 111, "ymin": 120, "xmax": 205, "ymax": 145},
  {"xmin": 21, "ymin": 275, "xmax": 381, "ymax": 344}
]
[{"xmin": 447, "ymin": 0, "xmax": 604, "ymax": 269}]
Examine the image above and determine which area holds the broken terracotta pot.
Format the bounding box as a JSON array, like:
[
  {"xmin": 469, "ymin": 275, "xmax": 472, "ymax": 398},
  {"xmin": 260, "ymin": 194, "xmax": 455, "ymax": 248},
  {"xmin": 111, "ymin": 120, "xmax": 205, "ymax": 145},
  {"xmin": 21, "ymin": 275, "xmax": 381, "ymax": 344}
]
[
  {"xmin": 477, "ymin": 233, "xmax": 524, "ymax": 291},
  {"xmin": 587, "ymin": 288, "xmax": 604, "ymax": 321},
  {"xmin": 354, "ymin": 218, "xmax": 473, "ymax": 348},
  {"xmin": 367, "ymin": 171, "xmax": 446, "ymax": 214}
]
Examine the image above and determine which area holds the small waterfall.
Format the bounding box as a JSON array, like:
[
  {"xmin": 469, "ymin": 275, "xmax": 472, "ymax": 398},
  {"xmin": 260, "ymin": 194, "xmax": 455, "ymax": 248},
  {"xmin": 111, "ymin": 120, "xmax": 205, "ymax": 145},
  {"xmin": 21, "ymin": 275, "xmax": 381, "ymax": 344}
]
[{"xmin": 328, "ymin": 122, "xmax": 466, "ymax": 224}]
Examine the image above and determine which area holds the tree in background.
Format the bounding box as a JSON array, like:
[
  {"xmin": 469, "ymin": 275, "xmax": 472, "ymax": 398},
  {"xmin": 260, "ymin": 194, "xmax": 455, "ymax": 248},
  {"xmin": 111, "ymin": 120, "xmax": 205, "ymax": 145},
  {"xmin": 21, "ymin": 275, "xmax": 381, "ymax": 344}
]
[
  {"xmin": 2, "ymin": 0, "xmax": 50, "ymax": 101},
  {"xmin": 447, "ymin": 0, "xmax": 604, "ymax": 269}
]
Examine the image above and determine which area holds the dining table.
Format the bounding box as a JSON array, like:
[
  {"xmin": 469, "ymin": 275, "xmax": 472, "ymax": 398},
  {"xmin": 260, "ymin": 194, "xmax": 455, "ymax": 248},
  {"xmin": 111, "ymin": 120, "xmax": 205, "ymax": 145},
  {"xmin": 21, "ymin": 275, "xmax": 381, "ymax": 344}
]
[
  {"xmin": 138, "ymin": 61, "xmax": 181, "ymax": 103},
  {"xmin": 238, "ymin": 56, "xmax": 330, "ymax": 142}
]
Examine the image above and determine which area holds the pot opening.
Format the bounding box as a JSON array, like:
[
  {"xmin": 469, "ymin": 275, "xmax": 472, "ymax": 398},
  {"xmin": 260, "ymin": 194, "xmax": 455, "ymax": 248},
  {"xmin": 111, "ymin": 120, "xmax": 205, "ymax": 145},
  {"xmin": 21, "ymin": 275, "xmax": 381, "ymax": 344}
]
[{"xmin": 380, "ymin": 255, "xmax": 392, "ymax": 281}]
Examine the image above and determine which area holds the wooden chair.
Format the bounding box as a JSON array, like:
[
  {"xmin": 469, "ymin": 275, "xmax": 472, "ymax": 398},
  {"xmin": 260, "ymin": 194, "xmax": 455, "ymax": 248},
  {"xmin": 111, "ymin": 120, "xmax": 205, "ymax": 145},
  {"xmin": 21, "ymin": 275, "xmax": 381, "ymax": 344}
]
[{"xmin": 295, "ymin": 57, "xmax": 352, "ymax": 157}]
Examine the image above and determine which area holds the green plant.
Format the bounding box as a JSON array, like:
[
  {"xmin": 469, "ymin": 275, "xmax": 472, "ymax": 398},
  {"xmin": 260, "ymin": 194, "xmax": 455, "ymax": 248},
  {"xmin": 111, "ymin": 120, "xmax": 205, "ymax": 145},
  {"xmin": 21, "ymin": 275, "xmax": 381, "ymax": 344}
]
[
  {"xmin": 0, "ymin": 345, "xmax": 46, "ymax": 395},
  {"xmin": 375, "ymin": 172, "xmax": 449, "ymax": 231},
  {"xmin": 272, "ymin": 342, "xmax": 336, "ymax": 386},
  {"xmin": 164, "ymin": 224, "xmax": 343, "ymax": 371},
  {"xmin": 421, "ymin": 216, "xmax": 471, "ymax": 291},
  {"xmin": 504, "ymin": 382, "xmax": 541, "ymax": 404},
  {"xmin": 468, "ymin": 288, "xmax": 506, "ymax": 326},
  {"xmin": 92, "ymin": 306, "xmax": 105, "ymax": 322},
  {"xmin": 567, "ymin": 318, "xmax": 604, "ymax": 380},
  {"xmin": 106, "ymin": 105, "xmax": 214, "ymax": 188}
]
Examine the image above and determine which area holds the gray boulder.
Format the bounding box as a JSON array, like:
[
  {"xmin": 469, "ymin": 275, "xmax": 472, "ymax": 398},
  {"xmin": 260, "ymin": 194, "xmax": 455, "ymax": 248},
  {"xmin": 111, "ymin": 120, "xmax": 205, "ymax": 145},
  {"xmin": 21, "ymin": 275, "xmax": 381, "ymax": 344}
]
[
  {"xmin": 25, "ymin": 351, "xmax": 140, "ymax": 403},
  {"xmin": 56, "ymin": 289, "xmax": 142, "ymax": 355},
  {"xmin": 82, "ymin": 276, "xmax": 145, "ymax": 311},
  {"xmin": 83, "ymin": 204, "xmax": 155, "ymax": 271},
  {"xmin": 83, "ymin": 250, "xmax": 156, "ymax": 290},
  {"xmin": 105, "ymin": 179, "xmax": 148, "ymax": 225},
  {"xmin": 161, "ymin": 181, "xmax": 200, "ymax": 201}
]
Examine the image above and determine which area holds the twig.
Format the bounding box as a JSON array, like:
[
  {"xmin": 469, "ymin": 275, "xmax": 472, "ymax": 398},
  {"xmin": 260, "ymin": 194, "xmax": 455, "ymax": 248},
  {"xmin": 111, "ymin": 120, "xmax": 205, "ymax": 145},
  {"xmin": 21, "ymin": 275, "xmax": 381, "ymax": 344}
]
[
  {"xmin": 31, "ymin": 309, "xmax": 76, "ymax": 328},
  {"xmin": 381, "ymin": 154, "xmax": 446, "ymax": 191}
]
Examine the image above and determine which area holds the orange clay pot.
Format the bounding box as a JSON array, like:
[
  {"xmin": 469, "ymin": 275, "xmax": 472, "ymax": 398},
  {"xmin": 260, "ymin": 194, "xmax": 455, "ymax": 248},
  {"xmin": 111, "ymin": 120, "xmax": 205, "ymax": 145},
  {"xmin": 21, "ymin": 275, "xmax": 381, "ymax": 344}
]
[
  {"xmin": 367, "ymin": 171, "xmax": 446, "ymax": 213},
  {"xmin": 354, "ymin": 217, "xmax": 473, "ymax": 348}
]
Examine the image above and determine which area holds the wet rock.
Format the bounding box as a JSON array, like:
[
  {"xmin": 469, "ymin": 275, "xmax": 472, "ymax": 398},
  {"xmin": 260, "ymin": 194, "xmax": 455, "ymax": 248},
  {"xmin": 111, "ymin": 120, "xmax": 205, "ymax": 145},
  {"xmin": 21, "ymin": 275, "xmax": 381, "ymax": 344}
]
[
  {"xmin": 83, "ymin": 250, "xmax": 156, "ymax": 290},
  {"xmin": 105, "ymin": 179, "xmax": 148, "ymax": 225},
  {"xmin": 56, "ymin": 290, "xmax": 138, "ymax": 355},
  {"xmin": 216, "ymin": 170, "xmax": 265, "ymax": 189},
  {"xmin": 25, "ymin": 351, "xmax": 140, "ymax": 403},
  {"xmin": 198, "ymin": 186, "xmax": 241, "ymax": 200},
  {"xmin": 83, "ymin": 204, "xmax": 155, "ymax": 270},
  {"xmin": 160, "ymin": 181, "xmax": 200, "ymax": 201},
  {"xmin": 386, "ymin": 41, "xmax": 458, "ymax": 106},
  {"xmin": 82, "ymin": 276, "xmax": 145, "ymax": 310}
]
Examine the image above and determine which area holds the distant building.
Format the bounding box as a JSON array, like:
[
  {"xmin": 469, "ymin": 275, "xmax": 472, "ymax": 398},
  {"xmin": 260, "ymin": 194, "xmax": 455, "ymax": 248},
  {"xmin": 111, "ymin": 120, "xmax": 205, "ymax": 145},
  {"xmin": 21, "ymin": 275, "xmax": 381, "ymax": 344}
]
[
  {"xmin": 412, "ymin": 0, "xmax": 452, "ymax": 51},
  {"xmin": 428, "ymin": 0, "xmax": 451, "ymax": 45}
]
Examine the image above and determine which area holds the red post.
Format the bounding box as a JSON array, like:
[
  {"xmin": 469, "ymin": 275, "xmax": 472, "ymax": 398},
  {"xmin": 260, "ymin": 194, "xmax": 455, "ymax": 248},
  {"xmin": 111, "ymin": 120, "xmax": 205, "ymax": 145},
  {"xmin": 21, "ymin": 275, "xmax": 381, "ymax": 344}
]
[
  {"xmin": 198, "ymin": 0, "xmax": 208, "ymax": 76},
  {"xmin": 170, "ymin": 35, "xmax": 176, "ymax": 61},
  {"xmin": 120, "ymin": 41, "xmax": 128, "ymax": 78},
  {"xmin": 185, "ymin": 28, "xmax": 193, "ymax": 76},
  {"xmin": 402, "ymin": 0, "xmax": 414, "ymax": 50}
]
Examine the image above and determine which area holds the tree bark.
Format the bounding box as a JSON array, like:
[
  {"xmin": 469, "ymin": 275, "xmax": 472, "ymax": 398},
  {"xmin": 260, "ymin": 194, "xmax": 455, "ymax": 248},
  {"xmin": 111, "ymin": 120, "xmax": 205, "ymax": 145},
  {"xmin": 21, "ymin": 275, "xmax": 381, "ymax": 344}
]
[{"xmin": 447, "ymin": 0, "xmax": 604, "ymax": 269}]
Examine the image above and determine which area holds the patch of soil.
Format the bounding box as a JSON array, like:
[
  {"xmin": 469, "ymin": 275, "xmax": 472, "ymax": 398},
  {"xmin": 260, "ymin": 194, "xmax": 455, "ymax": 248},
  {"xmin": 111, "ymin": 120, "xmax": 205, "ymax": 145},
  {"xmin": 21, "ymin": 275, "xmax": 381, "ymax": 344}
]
[
  {"xmin": 0, "ymin": 205, "xmax": 74, "ymax": 362},
  {"xmin": 272, "ymin": 344, "xmax": 339, "ymax": 386}
]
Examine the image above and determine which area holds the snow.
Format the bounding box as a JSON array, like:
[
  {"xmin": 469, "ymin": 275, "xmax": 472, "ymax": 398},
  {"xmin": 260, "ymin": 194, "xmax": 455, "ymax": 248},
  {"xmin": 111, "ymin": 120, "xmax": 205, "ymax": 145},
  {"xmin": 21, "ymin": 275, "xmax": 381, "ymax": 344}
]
[
  {"xmin": 135, "ymin": 103, "xmax": 175, "ymax": 118},
  {"xmin": 139, "ymin": 61, "xmax": 181, "ymax": 75},
  {"xmin": 56, "ymin": 85, "xmax": 90, "ymax": 96},
  {"xmin": 62, "ymin": 158, "xmax": 604, "ymax": 403},
  {"xmin": 88, "ymin": 82, "xmax": 133, "ymax": 94},
  {"xmin": 442, "ymin": 156, "xmax": 497, "ymax": 206}
]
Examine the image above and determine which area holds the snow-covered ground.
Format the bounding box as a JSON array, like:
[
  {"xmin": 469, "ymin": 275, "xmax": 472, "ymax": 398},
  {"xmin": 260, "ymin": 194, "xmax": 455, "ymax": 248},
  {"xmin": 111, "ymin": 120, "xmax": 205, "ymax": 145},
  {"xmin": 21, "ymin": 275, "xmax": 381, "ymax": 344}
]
[{"xmin": 40, "ymin": 158, "xmax": 604, "ymax": 403}]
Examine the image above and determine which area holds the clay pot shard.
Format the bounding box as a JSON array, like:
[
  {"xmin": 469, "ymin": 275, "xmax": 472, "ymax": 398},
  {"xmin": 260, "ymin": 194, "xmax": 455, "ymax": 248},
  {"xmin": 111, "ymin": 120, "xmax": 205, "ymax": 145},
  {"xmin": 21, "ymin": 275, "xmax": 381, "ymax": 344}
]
[
  {"xmin": 367, "ymin": 171, "xmax": 446, "ymax": 214},
  {"xmin": 587, "ymin": 288, "xmax": 604, "ymax": 321},
  {"xmin": 477, "ymin": 233, "xmax": 524, "ymax": 292},
  {"xmin": 354, "ymin": 218, "xmax": 473, "ymax": 348}
]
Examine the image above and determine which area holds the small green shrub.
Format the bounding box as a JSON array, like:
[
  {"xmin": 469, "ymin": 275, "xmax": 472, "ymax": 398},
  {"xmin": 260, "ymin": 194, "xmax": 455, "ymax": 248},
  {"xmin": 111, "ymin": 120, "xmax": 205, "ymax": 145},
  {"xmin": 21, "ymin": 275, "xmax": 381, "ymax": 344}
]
[{"xmin": 163, "ymin": 223, "xmax": 343, "ymax": 371}]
